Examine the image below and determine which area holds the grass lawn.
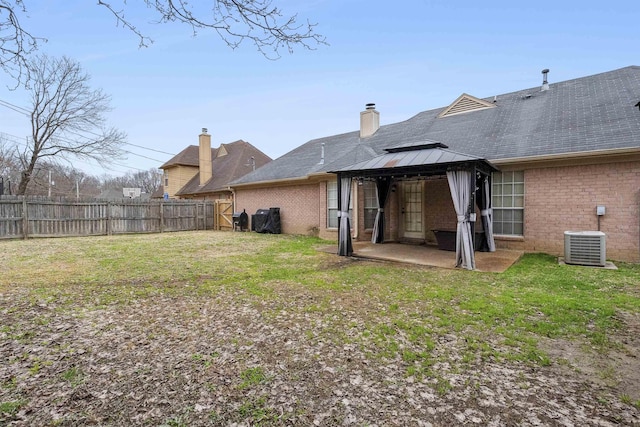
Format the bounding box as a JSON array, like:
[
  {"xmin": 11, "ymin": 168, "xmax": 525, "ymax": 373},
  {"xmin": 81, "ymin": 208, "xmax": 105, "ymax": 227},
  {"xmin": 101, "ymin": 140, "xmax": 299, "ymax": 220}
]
[{"xmin": 1, "ymin": 231, "xmax": 639, "ymax": 426}]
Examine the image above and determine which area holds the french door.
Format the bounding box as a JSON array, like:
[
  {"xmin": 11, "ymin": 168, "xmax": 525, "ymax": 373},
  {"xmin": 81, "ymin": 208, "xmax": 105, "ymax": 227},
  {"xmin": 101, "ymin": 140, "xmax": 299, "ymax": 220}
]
[{"xmin": 401, "ymin": 181, "xmax": 424, "ymax": 239}]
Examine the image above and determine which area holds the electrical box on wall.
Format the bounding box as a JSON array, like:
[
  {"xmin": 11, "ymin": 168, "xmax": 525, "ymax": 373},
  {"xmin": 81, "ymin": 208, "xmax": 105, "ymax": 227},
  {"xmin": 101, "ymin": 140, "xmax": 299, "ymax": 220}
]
[{"xmin": 596, "ymin": 206, "xmax": 606, "ymax": 216}]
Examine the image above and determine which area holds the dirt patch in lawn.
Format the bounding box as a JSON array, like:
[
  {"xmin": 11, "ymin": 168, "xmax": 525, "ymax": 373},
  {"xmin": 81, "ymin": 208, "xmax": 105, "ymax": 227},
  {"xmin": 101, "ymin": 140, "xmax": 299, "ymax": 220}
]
[
  {"xmin": 540, "ymin": 310, "xmax": 640, "ymax": 405},
  {"xmin": 2, "ymin": 276, "xmax": 639, "ymax": 426}
]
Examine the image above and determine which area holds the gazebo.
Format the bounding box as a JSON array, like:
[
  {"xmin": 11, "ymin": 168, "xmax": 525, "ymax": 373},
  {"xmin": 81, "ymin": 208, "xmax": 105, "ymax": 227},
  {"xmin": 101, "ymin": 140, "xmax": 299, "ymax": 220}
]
[{"xmin": 330, "ymin": 142, "xmax": 498, "ymax": 270}]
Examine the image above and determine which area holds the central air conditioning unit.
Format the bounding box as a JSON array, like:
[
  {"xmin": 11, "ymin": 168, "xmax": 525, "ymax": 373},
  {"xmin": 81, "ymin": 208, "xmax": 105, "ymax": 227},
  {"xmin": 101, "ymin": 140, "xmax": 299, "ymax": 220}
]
[{"xmin": 564, "ymin": 231, "xmax": 606, "ymax": 267}]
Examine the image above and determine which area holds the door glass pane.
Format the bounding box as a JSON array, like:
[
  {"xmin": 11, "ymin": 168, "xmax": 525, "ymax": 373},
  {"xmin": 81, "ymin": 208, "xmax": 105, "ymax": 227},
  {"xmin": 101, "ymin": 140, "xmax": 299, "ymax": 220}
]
[{"xmin": 403, "ymin": 182, "xmax": 422, "ymax": 233}]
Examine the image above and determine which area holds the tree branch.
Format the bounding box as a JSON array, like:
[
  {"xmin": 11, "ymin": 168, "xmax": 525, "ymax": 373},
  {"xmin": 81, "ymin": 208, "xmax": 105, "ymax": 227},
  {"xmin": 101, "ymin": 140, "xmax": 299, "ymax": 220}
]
[{"xmin": 97, "ymin": 0, "xmax": 327, "ymax": 60}]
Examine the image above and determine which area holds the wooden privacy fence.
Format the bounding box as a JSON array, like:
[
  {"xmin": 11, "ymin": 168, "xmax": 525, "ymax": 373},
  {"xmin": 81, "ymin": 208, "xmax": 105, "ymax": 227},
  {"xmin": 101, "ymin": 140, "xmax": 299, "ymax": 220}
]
[{"xmin": 0, "ymin": 196, "xmax": 215, "ymax": 239}]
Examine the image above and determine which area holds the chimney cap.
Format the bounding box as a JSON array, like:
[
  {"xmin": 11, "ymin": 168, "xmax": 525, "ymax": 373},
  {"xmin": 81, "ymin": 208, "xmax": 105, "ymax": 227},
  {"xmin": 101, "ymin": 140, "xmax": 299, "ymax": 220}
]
[
  {"xmin": 365, "ymin": 103, "xmax": 376, "ymax": 110},
  {"xmin": 201, "ymin": 128, "xmax": 208, "ymax": 134}
]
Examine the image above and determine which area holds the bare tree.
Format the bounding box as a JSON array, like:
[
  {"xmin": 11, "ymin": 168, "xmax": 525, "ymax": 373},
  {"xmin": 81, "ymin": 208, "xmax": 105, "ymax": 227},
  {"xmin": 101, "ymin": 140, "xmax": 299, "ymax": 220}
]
[
  {"xmin": 0, "ymin": 136, "xmax": 20, "ymax": 194},
  {"xmin": 133, "ymin": 168, "xmax": 162, "ymax": 195},
  {"xmin": 16, "ymin": 54, "xmax": 126, "ymax": 195},
  {"xmin": 0, "ymin": 0, "xmax": 43, "ymax": 84},
  {"xmin": 1, "ymin": 1, "xmax": 325, "ymax": 84},
  {"xmin": 99, "ymin": 168, "xmax": 162, "ymax": 195}
]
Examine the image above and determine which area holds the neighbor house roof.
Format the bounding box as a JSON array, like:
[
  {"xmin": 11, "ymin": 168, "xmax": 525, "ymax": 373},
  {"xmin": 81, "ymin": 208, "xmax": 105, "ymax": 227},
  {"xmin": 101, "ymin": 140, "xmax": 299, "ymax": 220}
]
[
  {"xmin": 175, "ymin": 140, "xmax": 271, "ymax": 195},
  {"xmin": 232, "ymin": 66, "xmax": 640, "ymax": 186},
  {"xmin": 161, "ymin": 145, "xmax": 218, "ymax": 168}
]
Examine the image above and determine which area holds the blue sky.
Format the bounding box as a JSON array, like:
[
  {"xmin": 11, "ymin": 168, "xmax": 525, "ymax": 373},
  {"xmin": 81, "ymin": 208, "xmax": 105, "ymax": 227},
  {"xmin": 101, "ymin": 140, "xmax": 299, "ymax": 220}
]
[{"xmin": 0, "ymin": 0, "xmax": 638, "ymax": 176}]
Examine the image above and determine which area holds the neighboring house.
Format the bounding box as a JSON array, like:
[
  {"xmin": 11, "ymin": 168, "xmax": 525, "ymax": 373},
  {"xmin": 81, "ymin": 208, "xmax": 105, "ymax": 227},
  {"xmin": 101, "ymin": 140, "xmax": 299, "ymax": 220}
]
[
  {"xmin": 160, "ymin": 129, "xmax": 272, "ymax": 200},
  {"xmin": 231, "ymin": 66, "xmax": 640, "ymax": 263}
]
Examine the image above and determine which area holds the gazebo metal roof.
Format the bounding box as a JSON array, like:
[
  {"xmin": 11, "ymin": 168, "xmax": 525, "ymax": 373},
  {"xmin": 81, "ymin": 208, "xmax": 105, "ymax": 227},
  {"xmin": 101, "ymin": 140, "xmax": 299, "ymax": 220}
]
[{"xmin": 330, "ymin": 142, "xmax": 497, "ymax": 177}]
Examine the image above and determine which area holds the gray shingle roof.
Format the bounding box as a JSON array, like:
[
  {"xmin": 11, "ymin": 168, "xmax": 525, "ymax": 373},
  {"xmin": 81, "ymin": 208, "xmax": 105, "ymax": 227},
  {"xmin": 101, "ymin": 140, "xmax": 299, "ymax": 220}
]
[{"xmin": 232, "ymin": 66, "xmax": 640, "ymax": 185}]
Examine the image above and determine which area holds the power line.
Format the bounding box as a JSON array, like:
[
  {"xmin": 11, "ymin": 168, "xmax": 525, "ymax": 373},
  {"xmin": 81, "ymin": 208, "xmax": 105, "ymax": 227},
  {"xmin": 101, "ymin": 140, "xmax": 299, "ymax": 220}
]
[
  {"xmin": 0, "ymin": 97, "xmax": 177, "ymax": 157},
  {"xmin": 0, "ymin": 131, "xmax": 28, "ymax": 146},
  {"xmin": 123, "ymin": 141, "xmax": 175, "ymax": 156},
  {"xmin": 66, "ymin": 128, "xmax": 176, "ymax": 156},
  {"xmin": 0, "ymin": 99, "xmax": 30, "ymax": 116},
  {"xmin": 2, "ymin": 130, "xmax": 165, "ymax": 163}
]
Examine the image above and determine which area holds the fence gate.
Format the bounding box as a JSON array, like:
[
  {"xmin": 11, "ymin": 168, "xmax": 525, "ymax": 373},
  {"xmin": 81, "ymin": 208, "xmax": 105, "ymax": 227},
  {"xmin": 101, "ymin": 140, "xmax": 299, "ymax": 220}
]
[{"xmin": 214, "ymin": 199, "xmax": 233, "ymax": 231}]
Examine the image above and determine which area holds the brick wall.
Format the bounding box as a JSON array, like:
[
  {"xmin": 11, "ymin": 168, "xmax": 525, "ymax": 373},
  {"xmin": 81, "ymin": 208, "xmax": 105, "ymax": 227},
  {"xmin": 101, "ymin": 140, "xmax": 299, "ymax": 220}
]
[
  {"xmin": 234, "ymin": 182, "xmax": 324, "ymax": 237},
  {"xmin": 524, "ymin": 161, "xmax": 640, "ymax": 262},
  {"xmin": 235, "ymin": 161, "xmax": 640, "ymax": 262},
  {"xmin": 423, "ymin": 178, "xmax": 457, "ymax": 245}
]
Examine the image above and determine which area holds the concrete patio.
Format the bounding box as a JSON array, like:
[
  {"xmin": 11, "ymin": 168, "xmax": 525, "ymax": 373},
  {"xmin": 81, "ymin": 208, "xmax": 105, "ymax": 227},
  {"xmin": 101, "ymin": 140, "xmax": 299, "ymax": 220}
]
[{"xmin": 319, "ymin": 242, "xmax": 523, "ymax": 273}]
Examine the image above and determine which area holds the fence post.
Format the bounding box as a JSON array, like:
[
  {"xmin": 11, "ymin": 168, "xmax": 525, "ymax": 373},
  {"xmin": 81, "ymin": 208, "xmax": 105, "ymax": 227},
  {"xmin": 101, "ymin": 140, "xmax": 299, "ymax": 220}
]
[
  {"xmin": 106, "ymin": 201, "xmax": 112, "ymax": 236},
  {"xmin": 214, "ymin": 201, "xmax": 218, "ymax": 230},
  {"xmin": 194, "ymin": 203, "xmax": 198, "ymax": 231},
  {"xmin": 203, "ymin": 202, "xmax": 207, "ymax": 230},
  {"xmin": 22, "ymin": 197, "xmax": 28, "ymax": 239},
  {"xmin": 160, "ymin": 202, "xmax": 164, "ymax": 233}
]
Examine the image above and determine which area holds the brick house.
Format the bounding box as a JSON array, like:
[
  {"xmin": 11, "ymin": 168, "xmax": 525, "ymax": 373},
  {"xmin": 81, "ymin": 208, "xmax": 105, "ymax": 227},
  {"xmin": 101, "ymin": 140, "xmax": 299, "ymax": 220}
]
[
  {"xmin": 159, "ymin": 129, "xmax": 271, "ymax": 200},
  {"xmin": 231, "ymin": 67, "xmax": 640, "ymax": 263}
]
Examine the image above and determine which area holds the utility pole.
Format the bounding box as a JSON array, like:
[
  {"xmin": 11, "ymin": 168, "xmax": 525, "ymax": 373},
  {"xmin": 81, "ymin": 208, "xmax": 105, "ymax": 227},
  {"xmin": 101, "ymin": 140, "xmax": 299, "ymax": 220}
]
[{"xmin": 48, "ymin": 170, "xmax": 52, "ymax": 197}]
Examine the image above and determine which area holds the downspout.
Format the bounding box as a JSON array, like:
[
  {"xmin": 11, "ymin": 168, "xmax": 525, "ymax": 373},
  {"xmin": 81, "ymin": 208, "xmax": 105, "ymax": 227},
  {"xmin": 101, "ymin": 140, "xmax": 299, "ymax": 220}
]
[{"xmin": 229, "ymin": 186, "xmax": 235, "ymax": 212}]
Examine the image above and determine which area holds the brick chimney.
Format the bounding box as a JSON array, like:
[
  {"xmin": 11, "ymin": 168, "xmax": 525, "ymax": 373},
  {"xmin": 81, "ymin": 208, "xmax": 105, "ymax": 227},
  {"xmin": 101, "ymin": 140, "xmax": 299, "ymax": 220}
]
[
  {"xmin": 199, "ymin": 128, "xmax": 212, "ymax": 186},
  {"xmin": 360, "ymin": 103, "xmax": 379, "ymax": 138}
]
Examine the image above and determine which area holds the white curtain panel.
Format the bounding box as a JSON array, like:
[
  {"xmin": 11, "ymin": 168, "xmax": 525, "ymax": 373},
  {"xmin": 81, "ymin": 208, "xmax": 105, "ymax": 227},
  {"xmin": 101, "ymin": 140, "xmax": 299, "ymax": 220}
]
[
  {"xmin": 371, "ymin": 177, "xmax": 391, "ymax": 244},
  {"xmin": 446, "ymin": 170, "xmax": 475, "ymax": 270},
  {"xmin": 337, "ymin": 176, "xmax": 353, "ymax": 256},
  {"xmin": 482, "ymin": 176, "xmax": 496, "ymax": 252}
]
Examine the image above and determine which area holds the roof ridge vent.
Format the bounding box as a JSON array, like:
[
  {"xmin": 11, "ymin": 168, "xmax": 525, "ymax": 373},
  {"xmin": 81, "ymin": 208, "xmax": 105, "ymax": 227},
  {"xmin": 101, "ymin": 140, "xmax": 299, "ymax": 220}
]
[{"xmin": 438, "ymin": 93, "xmax": 496, "ymax": 118}]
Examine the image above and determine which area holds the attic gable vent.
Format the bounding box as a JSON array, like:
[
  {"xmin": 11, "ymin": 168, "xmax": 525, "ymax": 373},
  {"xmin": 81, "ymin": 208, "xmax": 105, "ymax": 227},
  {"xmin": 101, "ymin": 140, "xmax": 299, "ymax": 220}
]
[
  {"xmin": 438, "ymin": 93, "xmax": 497, "ymax": 118},
  {"xmin": 217, "ymin": 144, "xmax": 228, "ymax": 157}
]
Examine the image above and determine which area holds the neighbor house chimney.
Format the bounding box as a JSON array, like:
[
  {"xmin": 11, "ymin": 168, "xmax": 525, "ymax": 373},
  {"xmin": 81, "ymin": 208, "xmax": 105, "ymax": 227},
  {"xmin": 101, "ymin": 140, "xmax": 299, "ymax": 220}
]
[
  {"xmin": 199, "ymin": 128, "xmax": 212, "ymax": 186},
  {"xmin": 360, "ymin": 103, "xmax": 380, "ymax": 138},
  {"xmin": 541, "ymin": 69, "xmax": 550, "ymax": 91}
]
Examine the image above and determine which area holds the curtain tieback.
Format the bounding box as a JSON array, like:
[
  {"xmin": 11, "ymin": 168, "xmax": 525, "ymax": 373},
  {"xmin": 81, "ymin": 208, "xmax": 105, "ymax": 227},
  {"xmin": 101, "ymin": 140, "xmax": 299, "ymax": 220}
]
[
  {"xmin": 480, "ymin": 208, "xmax": 492, "ymax": 216},
  {"xmin": 338, "ymin": 211, "xmax": 350, "ymax": 219},
  {"xmin": 457, "ymin": 215, "xmax": 466, "ymax": 223},
  {"xmin": 377, "ymin": 208, "xmax": 384, "ymax": 213}
]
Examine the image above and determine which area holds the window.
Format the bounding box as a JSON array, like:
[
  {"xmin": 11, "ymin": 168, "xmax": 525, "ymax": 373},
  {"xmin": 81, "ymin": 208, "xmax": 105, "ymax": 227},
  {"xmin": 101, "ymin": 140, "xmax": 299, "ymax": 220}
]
[
  {"xmin": 164, "ymin": 170, "xmax": 169, "ymax": 187},
  {"xmin": 327, "ymin": 180, "xmax": 353, "ymax": 228},
  {"xmin": 363, "ymin": 181, "xmax": 378, "ymax": 229},
  {"xmin": 327, "ymin": 181, "xmax": 338, "ymax": 228},
  {"xmin": 492, "ymin": 171, "xmax": 524, "ymax": 236}
]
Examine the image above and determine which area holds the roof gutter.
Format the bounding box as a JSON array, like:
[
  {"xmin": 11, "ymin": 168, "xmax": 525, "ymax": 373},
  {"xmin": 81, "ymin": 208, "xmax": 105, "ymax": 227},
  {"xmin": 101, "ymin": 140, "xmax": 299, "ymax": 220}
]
[
  {"xmin": 491, "ymin": 147, "xmax": 640, "ymax": 168},
  {"xmin": 229, "ymin": 172, "xmax": 336, "ymax": 190}
]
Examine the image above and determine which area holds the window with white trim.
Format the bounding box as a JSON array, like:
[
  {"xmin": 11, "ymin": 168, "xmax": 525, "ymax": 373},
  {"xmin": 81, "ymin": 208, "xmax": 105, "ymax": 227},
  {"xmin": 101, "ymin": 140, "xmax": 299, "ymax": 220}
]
[
  {"xmin": 327, "ymin": 181, "xmax": 338, "ymax": 228},
  {"xmin": 492, "ymin": 171, "xmax": 524, "ymax": 236},
  {"xmin": 363, "ymin": 181, "xmax": 378, "ymax": 229},
  {"xmin": 327, "ymin": 180, "xmax": 353, "ymax": 229}
]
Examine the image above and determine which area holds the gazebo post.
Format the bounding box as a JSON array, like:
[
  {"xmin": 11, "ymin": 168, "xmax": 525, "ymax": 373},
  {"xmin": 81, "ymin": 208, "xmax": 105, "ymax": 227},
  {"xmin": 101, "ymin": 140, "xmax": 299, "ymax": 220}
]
[
  {"xmin": 470, "ymin": 164, "xmax": 477, "ymax": 253},
  {"xmin": 336, "ymin": 173, "xmax": 343, "ymax": 255}
]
